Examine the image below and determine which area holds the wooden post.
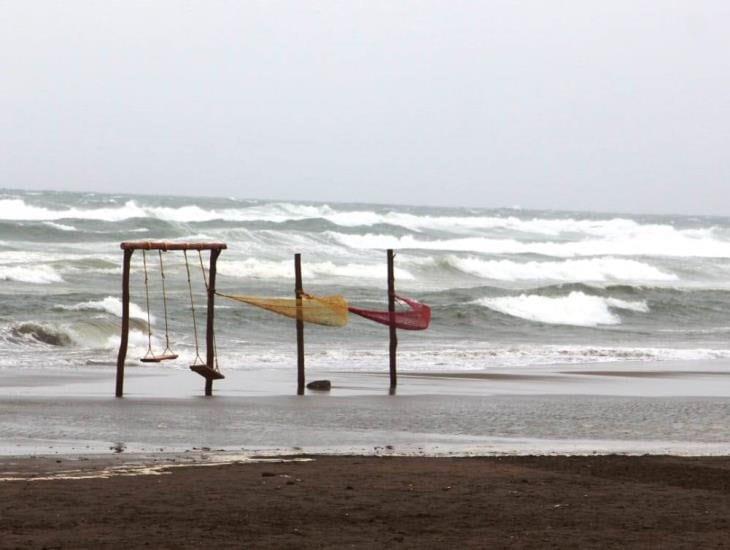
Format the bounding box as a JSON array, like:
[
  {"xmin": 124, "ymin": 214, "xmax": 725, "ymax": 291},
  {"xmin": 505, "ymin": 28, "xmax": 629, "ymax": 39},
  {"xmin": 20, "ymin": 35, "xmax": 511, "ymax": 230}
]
[
  {"xmin": 115, "ymin": 249, "xmax": 133, "ymax": 397},
  {"xmin": 387, "ymin": 249, "xmax": 397, "ymax": 390},
  {"xmin": 204, "ymin": 249, "xmax": 221, "ymax": 396},
  {"xmin": 295, "ymin": 253, "xmax": 305, "ymax": 395}
]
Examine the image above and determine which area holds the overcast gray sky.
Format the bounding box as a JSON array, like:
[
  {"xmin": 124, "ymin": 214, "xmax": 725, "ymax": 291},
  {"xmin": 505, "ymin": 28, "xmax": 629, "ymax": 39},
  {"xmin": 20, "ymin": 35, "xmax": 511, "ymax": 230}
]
[{"xmin": 1, "ymin": 1, "xmax": 728, "ymax": 214}]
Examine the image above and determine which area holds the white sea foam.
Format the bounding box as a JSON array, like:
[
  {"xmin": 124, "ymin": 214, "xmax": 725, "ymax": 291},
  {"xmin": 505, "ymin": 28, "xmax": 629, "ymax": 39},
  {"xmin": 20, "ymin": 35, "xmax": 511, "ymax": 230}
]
[
  {"xmin": 43, "ymin": 221, "xmax": 77, "ymax": 231},
  {"xmin": 3, "ymin": 196, "xmax": 727, "ymax": 263},
  {"xmin": 0, "ymin": 199, "xmax": 148, "ymax": 221},
  {"xmin": 330, "ymin": 231, "xmax": 730, "ymax": 259},
  {"xmin": 0, "ymin": 199, "xmax": 341, "ymax": 224},
  {"xmin": 226, "ymin": 344, "xmax": 730, "ymax": 370},
  {"xmin": 218, "ymin": 258, "xmax": 414, "ymax": 280},
  {"xmin": 0, "ymin": 265, "xmax": 64, "ymax": 284},
  {"xmin": 61, "ymin": 296, "xmax": 152, "ymax": 322},
  {"xmin": 474, "ymin": 291, "xmax": 649, "ymax": 327},
  {"xmin": 0, "ymin": 250, "xmax": 76, "ymax": 263},
  {"xmin": 326, "ymin": 211, "xmax": 660, "ymax": 235},
  {"xmin": 444, "ymin": 256, "xmax": 677, "ymax": 282}
]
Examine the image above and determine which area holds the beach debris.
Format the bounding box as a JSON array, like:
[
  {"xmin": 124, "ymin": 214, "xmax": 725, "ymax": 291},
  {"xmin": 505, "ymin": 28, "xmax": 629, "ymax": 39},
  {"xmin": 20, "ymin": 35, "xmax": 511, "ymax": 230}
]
[{"xmin": 306, "ymin": 379, "xmax": 331, "ymax": 391}]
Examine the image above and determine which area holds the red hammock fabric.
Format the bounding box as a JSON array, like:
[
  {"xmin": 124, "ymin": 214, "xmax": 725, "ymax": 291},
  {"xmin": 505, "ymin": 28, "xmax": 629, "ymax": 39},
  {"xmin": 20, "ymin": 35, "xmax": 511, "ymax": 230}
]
[{"xmin": 348, "ymin": 295, "xmax": 431, "ymax": 330}]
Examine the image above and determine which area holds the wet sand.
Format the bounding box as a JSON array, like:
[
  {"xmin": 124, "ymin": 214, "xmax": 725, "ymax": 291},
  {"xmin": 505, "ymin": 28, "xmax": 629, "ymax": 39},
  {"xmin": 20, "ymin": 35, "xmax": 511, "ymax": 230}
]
[
  {"xmin": 405, "ymin": 369, "xmax": 730, "ymax": 380},
  {"xmin": 1, "ymin": 454, "xmax": 729, "ymax": 548},
  {"xmin": 2, "ymin": 361, "xmax": 730, "ymax": 456}
]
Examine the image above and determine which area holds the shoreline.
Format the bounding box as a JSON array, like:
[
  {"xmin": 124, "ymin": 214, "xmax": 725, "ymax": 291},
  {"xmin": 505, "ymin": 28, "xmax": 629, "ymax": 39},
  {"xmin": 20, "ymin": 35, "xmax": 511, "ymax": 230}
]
[{"xmin": 1, "ymin": 360, "xmax": 730, "ymax": 459}]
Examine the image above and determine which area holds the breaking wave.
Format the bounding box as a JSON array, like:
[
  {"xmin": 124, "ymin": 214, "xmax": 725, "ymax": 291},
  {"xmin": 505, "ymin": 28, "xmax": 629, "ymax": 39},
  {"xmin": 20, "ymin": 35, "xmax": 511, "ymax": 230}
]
[
  {"xmin": 43, "ymin": 221, "xmax": 77, "ymax": 231},
  {"xmin": 0, "ymin": 199, "xmax": 149, "ymax": 222},
  {"xmin": 0, "ymin": 265, "xmax": 64, "ymax": 284},
  {"xmin": 57, "ymin": 297, "xmax": 151, "ymax": 322},
  {"xmin": 330, "ymin": 231, "xmax": 730, "ymax": 259},
  {"xmin": 441, "ymin": 256, "xmax": 677, "ymax": 283},
  {"xmin": 1, "ymin": 197, "xmax": 724, "ymax": 242},
  {"xmin": 9, "ymin": 322, "xmax": 75, "ymax": 346},
  {"xmin": 2, "ymin": 317, "xmax": 151, "ymax": 351},
  {"xmin": 474, "ymin": 291, "xmax": 649, "ymax": 327},
  {"xmin": 218, "ymin": 258, "xmax": 414, "ymax": 281}
]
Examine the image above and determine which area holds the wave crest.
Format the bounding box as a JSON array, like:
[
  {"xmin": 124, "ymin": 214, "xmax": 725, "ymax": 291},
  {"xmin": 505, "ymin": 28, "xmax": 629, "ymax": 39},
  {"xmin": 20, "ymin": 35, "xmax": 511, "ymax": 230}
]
[
  {"xmin": 218, "ymin": 258, "xmax": 414, "ymax": 281},
  {"xmin": 10, "ymin": 322, "xmax": 74, "ymax": 346},
  {"xmin": 474, "ymin": 291, "xmax": 649, "ymax": 327},
  {"xmin": 443, "ymin": 256, "xmax": 676, "ymax": 283},
  {"xmin": 0, "ymin": 265, "xmax": 64, "ymax": 284},
  {"xmin": 58, "ymin": 297, "xmax": 151, "ymax": 322},
  {"xmin": 330, "ymin": 231, "xmax": 730, "ymax": 259}
]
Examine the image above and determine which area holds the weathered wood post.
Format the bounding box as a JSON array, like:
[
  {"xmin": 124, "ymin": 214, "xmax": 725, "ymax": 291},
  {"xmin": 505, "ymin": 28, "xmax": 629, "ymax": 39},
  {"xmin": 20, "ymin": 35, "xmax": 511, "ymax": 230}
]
[
  {"xmin": 387, "ymin": 249, "xmax": 397, "ymax": 390},
  {"xmin": 295, "ymin": 253, "xmax": 305, "ymax": 395},
  {"xmin": 115, "ymin": 248, "xmax": 133, "ymax": 397},
  {"xmin": 205, "ymin": 248, "xmax": 221, "ymax": 396}
]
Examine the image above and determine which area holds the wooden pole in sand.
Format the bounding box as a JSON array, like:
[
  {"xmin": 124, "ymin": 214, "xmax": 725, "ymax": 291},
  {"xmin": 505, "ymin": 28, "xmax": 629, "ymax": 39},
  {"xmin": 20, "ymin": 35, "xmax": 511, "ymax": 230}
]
[
  {"xmin": 115, "ymin": 248, "xmax": 133, "ymax": 397},
  {"xmin": 204, "ymin": 249, "xmax": 221, "ymax": 397},
  {"xmin": 295, "ymin": 253, "xmax": 305, "ymax": 395},
  {"xmin": 387, "ymin": 249, "xmax": 398, "ymax": 390}
]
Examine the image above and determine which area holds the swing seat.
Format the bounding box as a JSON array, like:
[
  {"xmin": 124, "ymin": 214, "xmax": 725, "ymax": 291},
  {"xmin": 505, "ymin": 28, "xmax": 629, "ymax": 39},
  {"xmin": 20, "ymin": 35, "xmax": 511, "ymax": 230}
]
[
  {"xmin": 190, "ymin": 365, "xmax": 225, "ymax": 380},
  {"xmin": 156, "ymin": 353, "xmax": 179, "ymax": 361},
  {"xmin": 140, "ymin": 357, "xmax": 162, "ymax": 363}
]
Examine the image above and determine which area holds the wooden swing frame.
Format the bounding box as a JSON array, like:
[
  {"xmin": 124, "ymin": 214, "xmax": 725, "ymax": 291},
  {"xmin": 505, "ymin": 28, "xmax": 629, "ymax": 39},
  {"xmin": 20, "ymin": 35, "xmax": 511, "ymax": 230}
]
[{"xmin": 115, "ymin": 241, "xmax": 227, "ymax": 397}]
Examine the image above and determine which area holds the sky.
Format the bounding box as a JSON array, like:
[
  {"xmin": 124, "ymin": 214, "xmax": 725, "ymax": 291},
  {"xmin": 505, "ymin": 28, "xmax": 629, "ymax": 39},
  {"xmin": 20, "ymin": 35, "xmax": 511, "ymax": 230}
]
[{"xmin": 1, "ymin": 1, "xmax": 729, "ymax": 215}]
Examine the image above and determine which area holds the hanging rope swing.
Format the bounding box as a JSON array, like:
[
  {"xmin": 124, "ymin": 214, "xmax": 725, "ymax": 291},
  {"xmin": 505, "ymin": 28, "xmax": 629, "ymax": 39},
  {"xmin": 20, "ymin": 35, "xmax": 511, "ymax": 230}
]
[
  {"xmin": 184, "ymin": 250, "xmax": 224, "ymax": 380},
  {"xmin": 140, "ymin": 250, "xmax": 159, "ymax": 363},
  {"xmin": 156, "ymin": 250, "xmax": 178, "ymax": 360},
  {"xmin": 139, "ymin": 250, "xmax": 178, "ymax": 363}
]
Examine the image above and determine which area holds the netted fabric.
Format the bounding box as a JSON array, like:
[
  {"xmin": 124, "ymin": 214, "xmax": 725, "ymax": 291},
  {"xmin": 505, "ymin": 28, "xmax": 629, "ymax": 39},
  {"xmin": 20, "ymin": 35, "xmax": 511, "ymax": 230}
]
[
  {"xmin": 218, "ymin": 293, "xmax": 349, "ymax": 327},
  {"xmin": 348, "ymin": 295, "xmax": 431, "ymax": 330}
]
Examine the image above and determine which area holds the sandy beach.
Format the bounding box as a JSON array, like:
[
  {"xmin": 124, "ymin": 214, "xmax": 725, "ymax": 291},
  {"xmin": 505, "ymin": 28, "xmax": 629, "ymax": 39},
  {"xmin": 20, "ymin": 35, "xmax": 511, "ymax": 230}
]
[
  {"xmin": 1, "ymin": 453, "xmax": 729, "ymax": 548},
  {"xmin": 2, "ymin": 361, "xmax": 729, "ymax": 547}
]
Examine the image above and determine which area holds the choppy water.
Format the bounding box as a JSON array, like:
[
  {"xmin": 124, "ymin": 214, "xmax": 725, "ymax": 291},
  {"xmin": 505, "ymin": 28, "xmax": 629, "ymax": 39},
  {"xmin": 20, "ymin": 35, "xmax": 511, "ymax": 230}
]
[{"xmin": 3, "ymin": 188, "xmax": 730, "ymax": 372}]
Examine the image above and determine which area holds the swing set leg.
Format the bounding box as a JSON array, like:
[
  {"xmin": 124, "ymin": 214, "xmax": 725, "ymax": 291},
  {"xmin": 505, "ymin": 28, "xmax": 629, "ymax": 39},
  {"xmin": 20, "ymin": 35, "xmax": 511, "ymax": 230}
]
[
  {"xmin": 204, "ymin": 249, "xmax": 221, "ymax": 397},
  {"xmin": 115, "ymin": 249, "xmax": 133, "ymax": 398}
]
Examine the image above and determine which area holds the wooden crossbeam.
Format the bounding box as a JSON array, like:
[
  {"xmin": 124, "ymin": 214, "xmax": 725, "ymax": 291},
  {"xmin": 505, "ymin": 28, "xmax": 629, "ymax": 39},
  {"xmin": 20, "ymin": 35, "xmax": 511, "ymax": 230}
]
[{"xmin": 120, "ymin": 241, "xmax": 227, "ymax": 251}]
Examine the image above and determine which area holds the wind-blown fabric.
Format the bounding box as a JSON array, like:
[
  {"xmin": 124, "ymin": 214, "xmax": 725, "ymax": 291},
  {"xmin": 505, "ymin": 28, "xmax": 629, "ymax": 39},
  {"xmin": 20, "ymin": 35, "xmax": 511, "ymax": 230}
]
[
  {"xmin": 348, "ymin": 295, "xmax": 431, "ymax": 330},
  {"xmin": 219, "ymin": 293, "xmax": 348, "ymax": 327}
]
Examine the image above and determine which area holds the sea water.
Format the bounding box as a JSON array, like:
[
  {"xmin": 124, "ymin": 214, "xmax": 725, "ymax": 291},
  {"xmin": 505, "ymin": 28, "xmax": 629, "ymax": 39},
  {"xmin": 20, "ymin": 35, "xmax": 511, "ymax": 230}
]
[{"xmin": 2, "ymin": 188, "xmax": 730, "ymax": 374}]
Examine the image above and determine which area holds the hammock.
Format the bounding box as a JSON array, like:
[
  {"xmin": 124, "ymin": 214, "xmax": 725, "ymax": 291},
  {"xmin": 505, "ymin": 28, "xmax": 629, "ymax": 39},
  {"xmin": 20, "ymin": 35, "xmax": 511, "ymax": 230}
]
[
  {"xmin": 348, "ymin": 295, "xmax": 431, "ymax": 330},
  {"xmin": 218, "ymin": 293, "xmax": 348, "ymax": 327}
]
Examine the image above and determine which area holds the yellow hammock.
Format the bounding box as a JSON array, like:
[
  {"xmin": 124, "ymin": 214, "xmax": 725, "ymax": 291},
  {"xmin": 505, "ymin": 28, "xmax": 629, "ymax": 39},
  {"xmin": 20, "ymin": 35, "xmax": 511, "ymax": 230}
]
[{"xmin": 218, "ymin": 293, "xmax": 349, "ymax": 327}]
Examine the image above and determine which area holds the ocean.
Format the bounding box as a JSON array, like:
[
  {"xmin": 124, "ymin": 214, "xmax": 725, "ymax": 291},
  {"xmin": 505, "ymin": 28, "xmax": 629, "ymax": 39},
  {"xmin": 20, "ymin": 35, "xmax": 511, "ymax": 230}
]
[{"xmin": 3, "ymin": 188, "xmax": 730, "ymax": 375}]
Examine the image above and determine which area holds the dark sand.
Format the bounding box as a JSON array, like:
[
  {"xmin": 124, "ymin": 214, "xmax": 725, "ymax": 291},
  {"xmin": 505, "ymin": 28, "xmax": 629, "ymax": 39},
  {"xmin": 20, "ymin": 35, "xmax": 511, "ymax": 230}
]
[{"xmin": 1, "ymin": 455, "xmax": 729, "ymax": 548}]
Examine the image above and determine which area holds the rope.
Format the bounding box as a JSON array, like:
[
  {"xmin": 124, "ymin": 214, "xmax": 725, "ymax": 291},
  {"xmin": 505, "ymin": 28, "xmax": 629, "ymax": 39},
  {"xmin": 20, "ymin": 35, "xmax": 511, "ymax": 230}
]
[
  {"xmin": 197, "ymin": 250, "xmax": 219, "ymax": 371},
  {"xmin": 183, "ymin": 250, "xmax": 204, "ymax": 366},
  {"xmin": 141, "ymin": 250, "xmax": 156, "ymax": 360},
  {"xmin": 158, "ymin": 250, "xmax": 174, "ymax": 356}
]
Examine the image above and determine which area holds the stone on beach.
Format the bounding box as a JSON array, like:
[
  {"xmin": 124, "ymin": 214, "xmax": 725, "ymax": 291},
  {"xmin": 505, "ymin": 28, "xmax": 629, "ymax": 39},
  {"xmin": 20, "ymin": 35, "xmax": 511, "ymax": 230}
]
[{"xmin": 306, "ymin": 380, "xmax": 331, "ymax": 391}]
